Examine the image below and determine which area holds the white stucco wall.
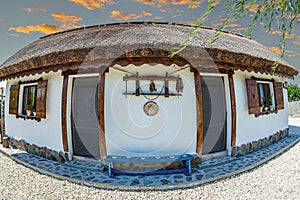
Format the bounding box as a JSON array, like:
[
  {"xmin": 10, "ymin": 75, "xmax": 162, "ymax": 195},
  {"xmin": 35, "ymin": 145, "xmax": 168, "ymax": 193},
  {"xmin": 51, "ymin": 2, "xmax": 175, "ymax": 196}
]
[
  {"xmin": 5, "ymin": 71, "xmax": 64, "ymax": 151},
  {"xmin": 234, "ymin": 71, "xmax": 288, "ymax": 146},
  {"xmin": 104, "ymin": 64, "xmax": 197, "ymax": 156},
  {"xmin": 4, "ymin": 67, "xmax": 288, "ymax": 156}
]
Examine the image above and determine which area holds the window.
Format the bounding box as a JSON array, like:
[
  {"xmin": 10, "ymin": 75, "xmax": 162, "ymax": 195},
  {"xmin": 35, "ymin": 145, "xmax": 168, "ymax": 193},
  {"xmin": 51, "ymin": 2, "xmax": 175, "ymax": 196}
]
[
  {"xmin": 22, "ymin": 85, "xmax": 37, "ymax": 115},
  {"xmin": 9, "ymin": 79, "xmax": 48, "ymax": 121},
  {"xmin": 257, "ymin": 82, "xmax": 274, "ymax": 112},
  {"xmin": 246, "ymin": 78, "xmax": 284, "ymax": 117}
]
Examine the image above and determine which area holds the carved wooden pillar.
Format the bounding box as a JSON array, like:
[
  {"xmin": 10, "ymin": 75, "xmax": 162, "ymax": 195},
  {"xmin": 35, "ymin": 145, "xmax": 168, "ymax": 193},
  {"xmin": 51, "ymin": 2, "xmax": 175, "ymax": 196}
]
[
  {"xmin": 98, "ymin": 67, "xmax": 107, "ymax": 159},
  {"xmin": 228, "ymin": 71, "xmax": 237, "ymax": 148},
  {"xmin": 61, "ymin": 73, "xmax": 69, "ymax": 152},
  {"xmin": 194, "ymin": 70, "xmax": 203, "ymax": 155}
]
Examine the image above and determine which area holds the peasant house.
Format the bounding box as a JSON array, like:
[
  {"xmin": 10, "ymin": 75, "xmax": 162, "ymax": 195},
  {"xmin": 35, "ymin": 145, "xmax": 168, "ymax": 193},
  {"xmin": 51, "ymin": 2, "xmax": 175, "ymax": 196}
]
[{"xmin": 0, "ymin": 22, "xmax": 297, "ymax": 168}]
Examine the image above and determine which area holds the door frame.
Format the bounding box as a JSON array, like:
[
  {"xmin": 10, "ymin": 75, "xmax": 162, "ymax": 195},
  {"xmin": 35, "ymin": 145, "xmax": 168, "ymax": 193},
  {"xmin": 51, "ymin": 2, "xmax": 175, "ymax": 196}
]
[
  {"xmin": 70, "ymin": 76, "xmax": 100, "ymax": 158},
  {"xmin": 196, "ymin": 72, "xmax": 233, "ymax": 157},
  {"xmin": 63, "ymin": 72, "xmax": 100, "ymax": 159}
]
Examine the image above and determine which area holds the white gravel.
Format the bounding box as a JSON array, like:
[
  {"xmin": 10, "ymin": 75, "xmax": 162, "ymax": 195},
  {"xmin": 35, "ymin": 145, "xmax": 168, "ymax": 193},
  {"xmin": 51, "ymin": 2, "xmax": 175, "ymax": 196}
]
[{"xmin": 0, "ymin": 125, "xmax": 299, "ymax": 199}]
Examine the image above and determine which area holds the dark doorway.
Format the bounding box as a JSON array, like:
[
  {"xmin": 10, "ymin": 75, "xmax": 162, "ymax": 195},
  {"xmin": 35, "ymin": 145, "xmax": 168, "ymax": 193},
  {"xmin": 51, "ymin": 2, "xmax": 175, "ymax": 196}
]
[
  {"xmin": 71, "ymin": 77, "xmax": 100, "ymax": 159},
  {"xmin": 201, "ymin": 76, "xmax": 227, "ymax": 155}
]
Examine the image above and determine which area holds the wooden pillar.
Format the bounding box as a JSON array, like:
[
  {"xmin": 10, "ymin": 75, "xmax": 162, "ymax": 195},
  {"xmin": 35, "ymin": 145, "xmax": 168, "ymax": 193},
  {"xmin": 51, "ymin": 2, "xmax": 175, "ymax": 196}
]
[
  {"xmin": 98, "ymin": 67, "xmax": 107, "ymax": 159},
  {"xmin": 228, "ymin": 71, "xmax": 237, "ymax": 147},
  {"xmin": 164, "ymin": 80, "xmax": 169, "ymax": 97},
  {"xmin": 61, "ymin": 74, "xmax": 69, "ymax": 152},
  {"xmin": 194, "ymin": 71, "xmax": 203, "ymax": 155},
  {"xmin": 2, "ymin": 137, "xmax": 9, "ymax": 148}
]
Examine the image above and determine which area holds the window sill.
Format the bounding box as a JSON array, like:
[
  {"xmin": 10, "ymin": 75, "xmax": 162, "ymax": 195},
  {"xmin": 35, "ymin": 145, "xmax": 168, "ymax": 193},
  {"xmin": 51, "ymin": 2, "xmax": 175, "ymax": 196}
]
[
  {"xmin": 255, "ymin": 109, "xmax": 278, "ymax": 117},
  {"xmin": 16, "ymin": 114, "xmax": 41, "ymax": 122}
]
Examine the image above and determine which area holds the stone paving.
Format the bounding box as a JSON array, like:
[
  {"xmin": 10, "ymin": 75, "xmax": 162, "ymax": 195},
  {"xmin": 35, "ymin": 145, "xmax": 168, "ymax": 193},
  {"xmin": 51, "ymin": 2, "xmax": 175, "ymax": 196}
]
[{"xmin": 1, "ymin": 126, "xmax": 300, "ymax": 189}]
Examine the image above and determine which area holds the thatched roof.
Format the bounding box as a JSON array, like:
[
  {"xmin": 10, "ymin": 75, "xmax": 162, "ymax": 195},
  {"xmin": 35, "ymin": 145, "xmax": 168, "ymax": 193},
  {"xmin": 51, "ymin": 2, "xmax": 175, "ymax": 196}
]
[{"xmin": 0, "ymin": 22, "xmax": 298, "ymax": 80}]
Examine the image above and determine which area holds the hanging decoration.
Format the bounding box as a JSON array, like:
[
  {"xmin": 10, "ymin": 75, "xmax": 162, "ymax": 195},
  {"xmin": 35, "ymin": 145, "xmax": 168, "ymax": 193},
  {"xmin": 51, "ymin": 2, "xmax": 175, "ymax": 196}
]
[
  {"xmin": 123, "ymin": 72, "xmax": 184, "ymax": 99},
  {"xmin": 176, "ymin": 75, "xmax": 184, "ymax": 93},
  {"xmin": 149, "ymin": 80, "xmax": 157, "ymax": 92}
]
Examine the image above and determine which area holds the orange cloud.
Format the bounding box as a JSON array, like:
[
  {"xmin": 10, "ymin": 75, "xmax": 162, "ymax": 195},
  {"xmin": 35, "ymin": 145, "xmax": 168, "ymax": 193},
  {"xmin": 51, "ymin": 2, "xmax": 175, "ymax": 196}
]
[
  {"xmin": 294, "ymin": 40, "xmax": 300, "ymax": 47},
  {"xmin": 285, "ymin": 50, "xmax": 299, "ymax": 57},
  {"xmin": 24, "ymin": 7, "xmax": 47, "ymax": 13},
  {"xmin": 189, "ymin": 0, "xmax": 203, "ymax": 9},
  {"xmin": 246, "ymin": 3, "xmax": 262, "ymax": 13},
  {"xmin": 227, "ymin": 23, "xmax": 240, "ymax": 27},
  {"xmin": 135, "ymin": 0, "xmax": 155, "ymax": 6},
  {"xmin": 232, "ymin": 27, "xmax": 247, "ymax": 31},
  {"xmin": 134, "ymin": 0, "xmax": 201, "ymax": 8},
  {"xmin": 143, "ymin": 11, "xmax": 153, "ymax": 17},
  {"xmin": 269, "ymin": 47, "xmax": 282, "ymax": 55},
  {"xmin": 210, "ymin": 0, "xmax": 220, "ymax": 6},
  {"xmin": 110, "ymin": 10, "xmax": 139, "ymax": 20},
  {"xmin": 52, "ymin": 12, "xmax": 83, "ymax": 29},
  {"xmin": 284, "ymin": 33, "xmax": 296, "ymax": 39},
  {"xmin": 211, "ymin": 18, "xmax": 240, "ymax": 28},
  {"xmin": 69, "ymin": 0, "xmax": 115, "ymax": 10},
  {"xmin": 9, "ymin": 24, "xmax": 61, "ymax": 34},
  {"xmin": 188, "ymin": 20, "xmax": 197, "ymax": 25},
  {"xmin": 110, "ymin": 10, "xmax": 154, "ymax": 20},
  {"xmin": 172, "ymin": 0, "xmax": 192, "ymax": 5},
  {"xmin": 269, "ymin": 30, "xmax": 296, "ymax": 39},
  {"xmin": 160, "ymin": 9, "xmax": 168, "ymax": 13}
]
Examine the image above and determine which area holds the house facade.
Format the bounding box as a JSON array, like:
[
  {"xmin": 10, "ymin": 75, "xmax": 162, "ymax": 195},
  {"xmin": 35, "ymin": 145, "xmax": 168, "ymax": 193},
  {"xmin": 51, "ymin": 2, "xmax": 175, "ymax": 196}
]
[{"xmin": 0, "ymin": 22, "xmax": 297, "ymax": 163}]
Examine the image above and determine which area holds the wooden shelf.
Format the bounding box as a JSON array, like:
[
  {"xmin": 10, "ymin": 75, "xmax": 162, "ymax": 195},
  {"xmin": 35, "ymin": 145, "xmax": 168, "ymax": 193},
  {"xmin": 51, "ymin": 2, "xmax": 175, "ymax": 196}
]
[
  {"xmin": 123, "ymin": 75, "xmax": 179, "ymax": 81},
  {"xmin": 255, "ymin": 110, "xmax": 278, "ymax": 117},
  {"xmin": 16, "ymin": 114, "xmax": 41, "ymax": 122},
  {"xmin": 122, "ymin": 93, "xmax": 182, "ymax": 97},
  {"xmin": 123, "ymin": 73, "xmax": 183, "ymax": 97}
]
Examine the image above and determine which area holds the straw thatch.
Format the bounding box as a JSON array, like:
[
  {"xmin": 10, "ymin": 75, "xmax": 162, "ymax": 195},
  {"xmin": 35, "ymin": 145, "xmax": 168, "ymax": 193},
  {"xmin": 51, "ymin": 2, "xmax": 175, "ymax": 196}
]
[{"xmin": 0, "ymin": 22, "xmax": 297, "ymax": 80}]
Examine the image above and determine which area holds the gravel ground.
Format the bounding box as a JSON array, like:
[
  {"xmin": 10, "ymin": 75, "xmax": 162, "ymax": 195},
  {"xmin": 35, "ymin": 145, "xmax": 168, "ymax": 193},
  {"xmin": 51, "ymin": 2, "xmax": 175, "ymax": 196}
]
[{"xmin": 0, "ymin": 125, "xmax": 299, "ymax": 199}]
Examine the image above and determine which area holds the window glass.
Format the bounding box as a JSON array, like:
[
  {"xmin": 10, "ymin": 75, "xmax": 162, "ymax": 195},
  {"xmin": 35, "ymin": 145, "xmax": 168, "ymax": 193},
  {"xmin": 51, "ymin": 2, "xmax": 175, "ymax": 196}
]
[
  {"xmin": 22, "ymin": 85, "xmax": 37, "ymax": 115},
  {"xmin": 257, "ymin": 82, "xmax": 273, "ymax": 111}
]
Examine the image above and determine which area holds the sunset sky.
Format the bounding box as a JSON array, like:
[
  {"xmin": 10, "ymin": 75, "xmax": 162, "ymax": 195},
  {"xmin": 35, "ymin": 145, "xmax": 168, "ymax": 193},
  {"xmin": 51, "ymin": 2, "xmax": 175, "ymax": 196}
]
[{"xmin": 0, "ymin": 0, "xmax": 299, "ymax": 83}]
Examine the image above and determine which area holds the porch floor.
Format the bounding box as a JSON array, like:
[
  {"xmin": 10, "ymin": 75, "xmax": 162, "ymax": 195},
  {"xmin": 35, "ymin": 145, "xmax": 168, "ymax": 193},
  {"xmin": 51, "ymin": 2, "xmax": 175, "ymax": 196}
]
[{"xmin": 1, "ymin": 125, "xmax": 300, "ymax": 190}]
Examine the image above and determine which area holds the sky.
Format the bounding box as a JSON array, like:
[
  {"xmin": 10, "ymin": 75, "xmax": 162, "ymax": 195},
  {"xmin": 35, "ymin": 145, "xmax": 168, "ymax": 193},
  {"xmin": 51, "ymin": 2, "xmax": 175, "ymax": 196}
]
[{"xmin": 0, "ymin": 0, "xmax": 299, "ymax": 84}]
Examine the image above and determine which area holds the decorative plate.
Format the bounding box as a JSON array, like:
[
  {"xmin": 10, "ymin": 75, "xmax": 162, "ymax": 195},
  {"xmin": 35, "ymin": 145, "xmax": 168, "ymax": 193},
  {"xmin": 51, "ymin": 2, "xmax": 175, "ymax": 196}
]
[{"xmin": 143, "ymin": 101, "xmax": 159, "ymax": 116}]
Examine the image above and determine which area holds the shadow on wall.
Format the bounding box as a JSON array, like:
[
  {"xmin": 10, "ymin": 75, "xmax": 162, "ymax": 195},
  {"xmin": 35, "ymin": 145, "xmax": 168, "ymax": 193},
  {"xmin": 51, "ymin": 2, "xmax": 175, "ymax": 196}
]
[{"xmin": 288, "ymin": 101, "xmax": 300, "ymax": 117}]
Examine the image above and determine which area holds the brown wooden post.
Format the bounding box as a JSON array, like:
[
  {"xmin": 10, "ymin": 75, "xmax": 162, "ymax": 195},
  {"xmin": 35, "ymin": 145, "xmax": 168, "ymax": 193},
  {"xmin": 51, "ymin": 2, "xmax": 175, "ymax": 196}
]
[
  {"xmin": 228, "ymin": 71, "xmax": 237, "ymax": 147},
  {"xmin": 2, "ymin": 137, "xmax": 9, "ymax": 148},
  {"xmin": 194, "ymin": 70, "xmax": 203, "ymax": 155},
  {"xmin": 98, "ymin": 67, "xmax": 107, "ymax": 159},
  {"xmin": 164, "ymin": 80, "xmax": 169, "ymax": 97},
  {"xmin": 61, "ymin": 73, "xmax": 69, "ymax": 152}
]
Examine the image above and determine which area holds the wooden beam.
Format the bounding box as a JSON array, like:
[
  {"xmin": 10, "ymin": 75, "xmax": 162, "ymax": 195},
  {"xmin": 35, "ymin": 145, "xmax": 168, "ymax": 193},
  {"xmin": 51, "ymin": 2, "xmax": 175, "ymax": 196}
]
[
  {"xmin": 61, "ymin": 74, "xmax": 69, "ymax": 152},
  {"xmin": 123, "ymin": 75, "xmax": 180, "ymax": 81},
  {"xmin": 122, "ymin": 93, "xmax": 181, "ymax": 97},
  {"xmin": 98, "ymin": 67, "xmax": 107, "ymax": 159},
  {"xmin": 228, "ymin": 72, "xmax": 237, "ymax": 147},
  {"xmin": 194, "ymin": 71, "xmax": 203, "ymax": 155}
]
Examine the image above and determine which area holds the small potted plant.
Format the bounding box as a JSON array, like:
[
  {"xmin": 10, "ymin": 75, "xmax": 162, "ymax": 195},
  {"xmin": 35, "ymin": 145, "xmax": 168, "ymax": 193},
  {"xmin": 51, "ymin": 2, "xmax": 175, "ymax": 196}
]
[
  {"xmin": 24, "ymin": 104, "xmax": 33, "ymax": 116},
  {"xmin": 32, "ymin": 109, "xmax": 36, "ymax": 117},
  {"xmin": 262, "ymin": 93, "xmax": 274, "ymax": 111},
  {"xmin": 268, "ymin": 93, "xmax": 274, "ymax": 110},
  {"xmin": 262, "ymin": 97, "xmax": 269, "ymax": 111}
]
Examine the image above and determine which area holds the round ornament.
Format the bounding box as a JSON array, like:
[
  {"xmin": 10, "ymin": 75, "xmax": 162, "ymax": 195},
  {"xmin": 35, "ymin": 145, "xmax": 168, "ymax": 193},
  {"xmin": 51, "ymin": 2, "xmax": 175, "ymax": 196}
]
[{"xmin": 143, "ymin": 101, "xmax": 159, "ymax": 116}]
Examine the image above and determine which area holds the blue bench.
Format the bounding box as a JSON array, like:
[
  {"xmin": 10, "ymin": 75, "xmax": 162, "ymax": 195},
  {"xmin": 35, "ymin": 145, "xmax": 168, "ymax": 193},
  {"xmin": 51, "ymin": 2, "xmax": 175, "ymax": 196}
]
[{"xmin": 104, "ymin": 154, "xmax": 193, "ymax": 178}]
